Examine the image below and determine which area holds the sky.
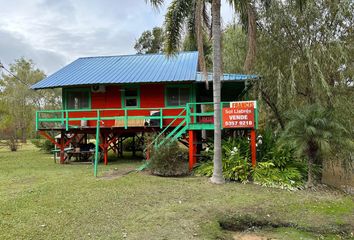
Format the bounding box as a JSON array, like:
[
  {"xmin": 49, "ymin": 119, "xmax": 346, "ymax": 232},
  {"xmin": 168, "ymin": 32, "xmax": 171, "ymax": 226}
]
[{"xmin": 0, "ymin": 0, "xmax": 235, "ymax": 75}]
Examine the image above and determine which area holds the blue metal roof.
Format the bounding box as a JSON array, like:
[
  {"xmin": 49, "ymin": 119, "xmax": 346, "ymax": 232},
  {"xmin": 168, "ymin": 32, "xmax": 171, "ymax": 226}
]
[
  {"xmin": 31, "ymin": 51, "xmax": 199, "ymax": 89},
  {"xmin": 31, "ymin": 51, "xmax": 258, "ymax": 89},
  {"xmin": 196, "ymin": 72, "xmax": 258, "ymax": 82}
]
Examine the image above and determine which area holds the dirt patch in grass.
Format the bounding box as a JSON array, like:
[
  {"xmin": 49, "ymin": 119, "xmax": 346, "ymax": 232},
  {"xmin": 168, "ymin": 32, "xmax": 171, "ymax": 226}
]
[
  {"xmin": 100, "ymin": 167, "xmax": 137, "ymax": 180},
  {"xmin": 219, "ymin": 212, "xmax": 353, "ymax": 239}
]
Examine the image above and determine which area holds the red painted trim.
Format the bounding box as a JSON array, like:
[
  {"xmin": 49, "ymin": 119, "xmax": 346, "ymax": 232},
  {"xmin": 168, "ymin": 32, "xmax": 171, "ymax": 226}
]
[{"xmin": 250, "ymin": 129, "xmax": 256, "ymax": 168}]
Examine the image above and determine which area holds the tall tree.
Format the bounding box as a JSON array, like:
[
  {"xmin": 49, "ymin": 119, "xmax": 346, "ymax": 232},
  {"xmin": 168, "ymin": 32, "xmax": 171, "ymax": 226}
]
[
  {"xmin": 210, "ymin": 0, "xmax": 225, "ymax": 184},
  {"xmin": 134, "ymin": 27, "xmax": 164, "ymax": 54},
  {"xmin": 228, "ymin": 0, "xmax": 308, "ymax": 73},
  {"xmin": 147, "ymin": 0, "xmax": 225, "ymax": 183},
  {"xmin": 0, "ymin": 58, "xmax": 60, "ymax": 147}
]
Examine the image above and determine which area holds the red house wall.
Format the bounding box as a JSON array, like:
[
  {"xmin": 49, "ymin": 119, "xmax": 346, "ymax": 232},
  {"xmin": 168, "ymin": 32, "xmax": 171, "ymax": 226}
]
[
  {"xmin": 140, "ymin": 83, "xmax": 165, "ymax": 108},
  {"xmin": 67, "ymin": 83, "xmax": 189, "ymax": 127},
  {"xmin": 91, "ymin": 85, "xmax": 121, "ymax": 126}
]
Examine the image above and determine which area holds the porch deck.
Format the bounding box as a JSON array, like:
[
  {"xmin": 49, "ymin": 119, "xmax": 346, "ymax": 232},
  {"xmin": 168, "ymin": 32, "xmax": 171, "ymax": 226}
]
[{"xmin": 36, "ymin": 102, "xmax": 228, "ymax": 132}]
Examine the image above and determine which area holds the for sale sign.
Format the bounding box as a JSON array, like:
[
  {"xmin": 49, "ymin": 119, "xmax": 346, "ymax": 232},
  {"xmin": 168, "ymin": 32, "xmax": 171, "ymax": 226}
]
[{"xmin": 222, "ymin": 107, "xmax": 254, "ymax": 128}]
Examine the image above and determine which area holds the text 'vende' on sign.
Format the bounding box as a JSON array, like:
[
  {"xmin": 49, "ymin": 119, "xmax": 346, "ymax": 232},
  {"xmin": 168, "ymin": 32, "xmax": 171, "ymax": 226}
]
[{"xmin": 222, "ymin": 107, "xmax": 254, "ymax": 128}]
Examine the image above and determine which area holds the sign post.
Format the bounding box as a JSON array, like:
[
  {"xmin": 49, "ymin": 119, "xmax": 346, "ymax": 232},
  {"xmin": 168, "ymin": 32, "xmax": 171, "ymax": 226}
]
[{"xmin": 222, "ymin": 101, "xmax": 258, "ymax": 168}]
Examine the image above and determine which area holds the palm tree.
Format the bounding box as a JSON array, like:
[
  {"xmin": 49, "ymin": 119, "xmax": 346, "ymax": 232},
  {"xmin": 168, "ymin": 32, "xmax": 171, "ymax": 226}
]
[
  {"xmin": 147, "ymin": 0, "xmax": 225, "ymax": 183},
  {"xmin": 209, "ymin": 0, "xmax": 225, "ymax": 184},
  {"xmin": 281, "ymin": 104, "xmax": 351, "ymax": 187}
]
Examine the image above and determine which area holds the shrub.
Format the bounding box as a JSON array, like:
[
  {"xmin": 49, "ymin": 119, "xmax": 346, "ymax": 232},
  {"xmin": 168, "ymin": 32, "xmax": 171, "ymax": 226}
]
[
  {"xmin": 253, "ymin": 162, "xmax": 304, "ymax": 190},
  {"xmin": 195, "ymin": 137, "xmax": 252, "ymax": 183},
  {"xmin": 31, "ymin": 139, "xmax": 54, "ymax": 153},
  {"xmin": 149, "ymin": 141, "xmax": 189, "ymax": 177},
  {"xmin": 123, "ymin": 136, "xmax": 145, "ymax": 152},
  {"xmin": 194, "ymin": 135, "xmax": 307, "ymax": 189}
]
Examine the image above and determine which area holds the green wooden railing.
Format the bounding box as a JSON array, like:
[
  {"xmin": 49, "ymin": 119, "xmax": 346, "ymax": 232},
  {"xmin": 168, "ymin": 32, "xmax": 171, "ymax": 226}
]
[
  {"xmin": 35, "ymin": 101, "xmax": 259, "ymax": 131},
  {"xmin": 36, "ymin": 101, "xmax": 258, "ymax": 177},
  {"xmin": 36, "ymin": 106, "xmax": 186, "ymax": 131}
]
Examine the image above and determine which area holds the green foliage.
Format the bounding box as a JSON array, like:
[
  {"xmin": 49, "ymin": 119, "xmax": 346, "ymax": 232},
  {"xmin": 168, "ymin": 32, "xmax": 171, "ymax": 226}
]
[
  {"xmin": 122, "ymin": 136, "xmax": 144, "ymax": 152},
  {"xmin": 31, "ymin": 139, "xmax": 54, "ymax": 153},
  {"xmin": 0, "ymin": 58, "xmax": 60, "ymax": 145},
  {"xmin": 222, "ymin": 24, "xmax": 247, "ymax": 74},
  {"xmin": 134, "ymin": 27, "xmax": 164, "ymax": 54},
  {"xmin": 195, "ymin": 135, "xmax": 307, "ymax": 189},
  {"xmin": 253, "ymin": 162, "xmax": 304, "ymax": 190},
  {"xmin": 149, "ymin": 141, "xmax": 189, "ymax": 177},
  {"xmin": 195, "ymin": 137, "xmax": 251, "ymax": 183},
  {"xmin": 182, "ymin": 32, "xmax": 212, "ymax": 70},
  {"xmin": 281, "ymin": 104, "xmax": 353, "ymax": 186}
]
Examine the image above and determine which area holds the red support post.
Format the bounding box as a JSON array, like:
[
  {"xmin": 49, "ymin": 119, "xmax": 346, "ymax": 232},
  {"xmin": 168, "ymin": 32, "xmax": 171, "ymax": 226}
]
[
  {"xmin": 189, "ymin": 130, "xmax": 196, "ymax": 170},
  {"xmin": 250, "ymin": 129, "xmax": 257, "ymax": 168}
]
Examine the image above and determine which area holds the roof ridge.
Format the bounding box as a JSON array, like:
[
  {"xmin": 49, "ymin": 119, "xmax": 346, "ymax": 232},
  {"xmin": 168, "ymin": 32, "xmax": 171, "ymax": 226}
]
[{"xmin": 78, "ymin": 51, "xmax": 198, "ymax": 60}]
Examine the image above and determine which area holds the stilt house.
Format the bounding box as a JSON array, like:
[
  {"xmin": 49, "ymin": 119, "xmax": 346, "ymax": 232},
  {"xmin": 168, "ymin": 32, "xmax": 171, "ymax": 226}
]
[{"xmin": 31, "ymin": 51, "xmax": 258, "ymax": 175}]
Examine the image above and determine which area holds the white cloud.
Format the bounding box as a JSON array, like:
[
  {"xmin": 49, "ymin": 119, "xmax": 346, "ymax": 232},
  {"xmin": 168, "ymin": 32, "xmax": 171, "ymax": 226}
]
[{"xmin": 0, "ymin": 0, "xmax": 234, "ymax": 75}]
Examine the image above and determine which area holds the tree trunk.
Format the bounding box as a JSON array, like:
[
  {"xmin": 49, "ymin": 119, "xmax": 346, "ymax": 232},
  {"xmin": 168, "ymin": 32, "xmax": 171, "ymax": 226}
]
[
  {"xmin": 210, "ymin": 0, "xmax": 225, "ymax": 184},
  {"xmin": 243, "ymin": 2, "xmax": 257, "ymax": 73},
  {"xmin": 21, "ymin": 127, "xmax": 27, "ymax": 143},
  {"xmin": 195, "ymin": 0, "xmax": 209, "ymax": 90},
  {"xmin": 261, "ymin": 89, "xmax": 285, "ymax": 130},
  {"xmin": 306, "ymin": 157, "xmax": 314, "ymax": 188}
]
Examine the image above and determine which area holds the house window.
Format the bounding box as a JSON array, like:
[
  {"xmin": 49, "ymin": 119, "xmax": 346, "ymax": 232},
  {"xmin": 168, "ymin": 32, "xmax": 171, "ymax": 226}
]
[
  {"xmin": 166, "ymin": 87, "xmax": 191, "ymax": 106},
  {"xmin": 66, "ymin": 91, "xmax": 90, "ymax": 109},
  {"xmin": 123, "ymin": 87, "xmax": 140, "ymax": 108}
]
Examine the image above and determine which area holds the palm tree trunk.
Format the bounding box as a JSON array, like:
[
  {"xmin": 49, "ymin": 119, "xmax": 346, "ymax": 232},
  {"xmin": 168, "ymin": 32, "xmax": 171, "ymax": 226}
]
[
  {"xmin": 243, "ymin": 2, "xmax": 257, "ymax": 73},
  {"xmin": 210, "ymin": 0, "xmax": 225, "ymax": 184},
  {"xmin": 307, "ymin": 157, "xmax": 314, "ymax": 188}
]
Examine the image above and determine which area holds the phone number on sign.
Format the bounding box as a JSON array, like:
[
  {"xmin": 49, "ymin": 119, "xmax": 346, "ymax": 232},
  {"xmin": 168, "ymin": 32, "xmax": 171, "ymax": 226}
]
[{"xmin": 224, "ymin": 121, "xmax": 253, "ymax": 127}]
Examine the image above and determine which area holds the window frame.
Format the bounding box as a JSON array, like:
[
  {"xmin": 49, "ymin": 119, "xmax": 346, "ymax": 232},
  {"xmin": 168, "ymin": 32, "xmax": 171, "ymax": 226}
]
[
  {"xmin": 63, "ymin": 88, "xmax": 91, "ymax": 110},
  {"xmin": 121, "ymin": 86, "xmax": 140, "ymax": 108},
  {"xmin": 164, "ymin": 84, "xmax": 194, "ymax": 107}
]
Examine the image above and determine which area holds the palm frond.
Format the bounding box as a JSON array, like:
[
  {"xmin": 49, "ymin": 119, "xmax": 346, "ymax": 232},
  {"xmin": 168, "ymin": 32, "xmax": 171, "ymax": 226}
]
[
  {"xmin": 227, "ymin": 0, "xmax": 249, "ymax": 31},
  {"xmin": 146, "ymin": 0, "xmax": 165, "ymax": 9},
  {"xmin": 164, "ymin": 0, "xmax": 193, "ymax": 55}
]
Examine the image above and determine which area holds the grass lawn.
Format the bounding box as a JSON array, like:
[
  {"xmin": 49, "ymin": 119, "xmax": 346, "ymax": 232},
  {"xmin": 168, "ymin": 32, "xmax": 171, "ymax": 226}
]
[{"xmin": 0, "ymin": 144, "xmax": 353, "ymax": 240}]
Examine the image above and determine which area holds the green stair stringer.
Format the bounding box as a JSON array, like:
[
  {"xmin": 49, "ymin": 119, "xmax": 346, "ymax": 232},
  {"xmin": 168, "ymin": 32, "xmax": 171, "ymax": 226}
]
[{"xmin": 158, "ymin": 119, "xmax": 187, "ymax": 147}]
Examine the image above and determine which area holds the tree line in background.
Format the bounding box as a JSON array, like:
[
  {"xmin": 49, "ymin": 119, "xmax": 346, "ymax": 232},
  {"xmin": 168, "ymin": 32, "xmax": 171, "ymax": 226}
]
[
  {"xmin": 141, "ymin": 0, "xmax": 353, "ymax": 187},
  {"xmin": 0, "ymin": 58, "xmax": 61, "ymax": 151}
]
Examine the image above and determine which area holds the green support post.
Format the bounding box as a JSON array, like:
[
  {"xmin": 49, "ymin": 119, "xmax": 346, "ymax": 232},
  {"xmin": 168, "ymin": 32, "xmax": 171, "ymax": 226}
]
[
  {"xmin": 94, "ymin": 110, "xmax": 100, "ymax": 177},
  {"xmin": 255, "ymin": 101, "xmax": 259, "ymax": 130},
  {"xmin": 35, "ymin": 111, "xmax": 39, "ymax": 131},
  {"xmin": 160, "ymin": 108, "xmax": 163, "ymax": 129},
  {"xmin": 65, "ymin": 110, "xmax": 69, "ymax": 131},
  {"xmin": 186, "ymin": 104, "xmax": 190, "ymax": 127},
  {"xmin": 61, "ymin": 111, "xmax": 64, "ymax": 126}
]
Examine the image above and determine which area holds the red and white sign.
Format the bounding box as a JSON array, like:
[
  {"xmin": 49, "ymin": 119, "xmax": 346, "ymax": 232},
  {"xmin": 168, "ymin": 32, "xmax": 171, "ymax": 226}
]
[
  {"xmin": 230, "ymin": 100, "xmax": 256, "ymax": 109},
  {"xmin": 222, "ymin": 107, "xmax": 255, "ymax": 128}
]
